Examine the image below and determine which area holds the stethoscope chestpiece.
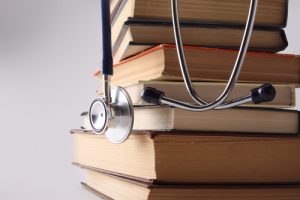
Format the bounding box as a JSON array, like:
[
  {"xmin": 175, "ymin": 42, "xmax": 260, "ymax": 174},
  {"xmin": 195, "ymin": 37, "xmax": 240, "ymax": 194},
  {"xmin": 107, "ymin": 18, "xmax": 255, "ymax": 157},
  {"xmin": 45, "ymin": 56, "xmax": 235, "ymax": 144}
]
[{"xmin": 89, "ymin": 86, "xmax": 134, "ymax": 144}]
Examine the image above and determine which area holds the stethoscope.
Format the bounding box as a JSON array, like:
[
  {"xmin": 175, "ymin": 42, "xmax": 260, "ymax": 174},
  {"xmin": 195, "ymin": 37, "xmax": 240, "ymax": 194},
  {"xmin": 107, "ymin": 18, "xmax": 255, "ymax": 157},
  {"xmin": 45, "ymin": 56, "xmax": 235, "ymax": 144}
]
[{"xmin": 89, "ymin": 0, "xmax": 276, "ymax": 143}]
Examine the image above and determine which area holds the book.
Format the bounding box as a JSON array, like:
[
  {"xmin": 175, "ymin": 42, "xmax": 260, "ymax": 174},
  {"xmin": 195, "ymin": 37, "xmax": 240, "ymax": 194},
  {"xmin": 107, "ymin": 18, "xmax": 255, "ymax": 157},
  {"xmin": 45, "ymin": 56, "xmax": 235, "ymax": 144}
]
[
  {"xmin": 95, "ymin": 45, "xmax": 300, "ymax": 86},
  {"xmin": 110, "ymin": 0, "xmax": 124, "ymax": 22},
  {"xmin": 72, "ymin": 129, "xmax": 300, "ymax": 183},
  {"xmin": 82, "ymin": 169, "xmax": 300, "ymax": 200},
  {"xmin": 108, "ymin": 81, "xmax": 295, "ymax": 108},
  {"xmin": 111, "ymin": 0, "xmax": 128, "ymax": 47},
  {"xmin": 112, "ymin": 19, "xmax": 288, "ymax": 63},
  {"xmin": 114, "ymin": 0, "xmax": 288, "ymax": 28},
  {"xmin": 81, "ymin": 106, "xmax": 300, "ymax": 134}
]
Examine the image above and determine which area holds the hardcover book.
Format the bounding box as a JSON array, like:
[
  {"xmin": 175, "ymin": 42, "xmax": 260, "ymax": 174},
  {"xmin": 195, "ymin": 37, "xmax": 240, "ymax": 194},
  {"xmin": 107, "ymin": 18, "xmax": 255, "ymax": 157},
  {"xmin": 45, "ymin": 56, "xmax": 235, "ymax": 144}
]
[
  {"xmin": 112, "ymin": 20, "xmax": 287, "ymax": 62},
  {"xmin": 81, "ymin": 169, "xmax": 300, "ymax": 200},
  {"xmin": 72, "ymin": 129, "xmax": 300, "ymax": 183},
  {"xmin": 95, "ymin": 45, "xmax": 300, "ymax": 86}
]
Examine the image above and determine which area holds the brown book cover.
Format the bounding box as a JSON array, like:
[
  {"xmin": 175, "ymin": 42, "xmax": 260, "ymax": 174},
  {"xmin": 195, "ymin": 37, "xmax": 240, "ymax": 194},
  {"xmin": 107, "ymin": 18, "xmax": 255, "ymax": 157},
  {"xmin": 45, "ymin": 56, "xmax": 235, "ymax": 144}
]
[
  {"xmin": 129, "ymin": 0, "xmax": 289, "ymax": 28},
  {"xmin": 124, "ymin": 18, "xmax": 288, "ymax": 53},
  {"xmin": 95, "ymin": 45, "xmax": 300, "ymax": 86},
  {"xmin": 80, "ymin": 168, "xmax": 300, "ymax": 200},
  {"xmin": 112, "ymin": 20, "xmax": 288, "ymax": 63},
  {"xmin": 72, "ymin": 128, "xmax": 300, "ymax": 184}
]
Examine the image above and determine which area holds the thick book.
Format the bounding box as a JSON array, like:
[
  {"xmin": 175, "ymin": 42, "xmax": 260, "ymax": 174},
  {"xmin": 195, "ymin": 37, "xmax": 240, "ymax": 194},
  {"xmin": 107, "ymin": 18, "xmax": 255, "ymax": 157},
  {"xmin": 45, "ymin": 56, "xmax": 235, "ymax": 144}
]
[
  {"xmin": 112, "ymin": 19, "xmax": 288, "ymax": 63},
  {"xmin": 114, "ymin": 0, "xmax": 288, "ymax": 28},
  {"xmin": 82, "ymin": 169, "xmax": 300, "ymax": 200},
  {"xmin": 98, "ymin": 81, "xmax": 295, "ymax": 108},
  {"xmin": 96, "ymin": 45, "xmax": 300, "ymax": 86},
  {"xmin": 82, "ymin": 106, "xmax": 300, "ymax": 134},
  {"xmin": 72, "ymin": 129, "xmax": 300, "ymax": 183}
]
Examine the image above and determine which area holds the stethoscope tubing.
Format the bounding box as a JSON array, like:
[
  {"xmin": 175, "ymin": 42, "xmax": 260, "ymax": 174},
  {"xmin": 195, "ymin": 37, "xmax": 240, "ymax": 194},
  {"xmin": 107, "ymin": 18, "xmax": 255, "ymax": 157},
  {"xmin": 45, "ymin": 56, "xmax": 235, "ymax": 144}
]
[
  {"xmin": 169, "ymin": 0, "xmax": 258, "ymax": 111},
  {"xmin": 101, "ymin": 0, "xmax": 113, "ymax": 76}
]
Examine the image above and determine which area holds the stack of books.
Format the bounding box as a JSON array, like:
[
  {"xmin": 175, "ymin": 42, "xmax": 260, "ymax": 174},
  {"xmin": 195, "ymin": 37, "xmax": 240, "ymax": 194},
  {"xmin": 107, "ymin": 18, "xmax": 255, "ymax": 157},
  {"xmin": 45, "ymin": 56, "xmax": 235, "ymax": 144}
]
[{"xmin": 72, "ymin": 0, "xmax": 300, "ymax": 199}]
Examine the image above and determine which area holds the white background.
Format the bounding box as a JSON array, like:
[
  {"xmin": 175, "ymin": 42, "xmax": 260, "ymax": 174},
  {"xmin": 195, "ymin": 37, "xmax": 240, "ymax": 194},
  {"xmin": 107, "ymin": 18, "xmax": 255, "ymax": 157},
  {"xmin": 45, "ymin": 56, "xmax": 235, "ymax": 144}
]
[{"xmin": 0, "ymin": 0, "xmax": 299, "ymax": 199}]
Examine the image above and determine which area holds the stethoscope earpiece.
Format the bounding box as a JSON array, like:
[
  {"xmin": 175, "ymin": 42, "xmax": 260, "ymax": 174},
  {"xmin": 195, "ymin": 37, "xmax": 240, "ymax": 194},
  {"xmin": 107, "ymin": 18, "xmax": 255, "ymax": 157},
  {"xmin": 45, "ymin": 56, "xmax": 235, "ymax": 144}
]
[
  {"xmin": 251, "ymin": 84, "xmax": 276, "ymax": 104},
  {"xmin": 88, "ymin": 0, "xmax": 276, "ymax": 143},
  {"xmin": 140, "ymin": 87, "xmax": 165, "ymax": 105}
]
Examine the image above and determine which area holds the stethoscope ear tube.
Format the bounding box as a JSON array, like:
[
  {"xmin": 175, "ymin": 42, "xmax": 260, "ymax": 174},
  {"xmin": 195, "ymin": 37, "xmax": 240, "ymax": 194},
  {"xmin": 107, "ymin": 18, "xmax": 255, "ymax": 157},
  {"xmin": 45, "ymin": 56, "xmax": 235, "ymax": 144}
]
[
  {"xmin": 151, "ymin": 0, "xmax": 276, "ymax": 111},
  {"xmin": 141, "ymin": 84, "xmax": 276, "ymax": 108}
]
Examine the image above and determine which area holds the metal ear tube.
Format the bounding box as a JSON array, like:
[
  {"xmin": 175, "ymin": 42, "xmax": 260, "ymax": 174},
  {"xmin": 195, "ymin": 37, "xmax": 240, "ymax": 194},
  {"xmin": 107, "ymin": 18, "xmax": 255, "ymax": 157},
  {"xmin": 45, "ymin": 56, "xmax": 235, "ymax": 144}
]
[
  {"xmin": 141, "ymin": 84, "xmax": 276, "ymax": 111},
  {"xmin": 142, "ymin": 0, "xmax": 276, "ymax": 111},
  {"xmin": 89, "ymin": 0, "xmax": 276, "ymax": 143}
]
